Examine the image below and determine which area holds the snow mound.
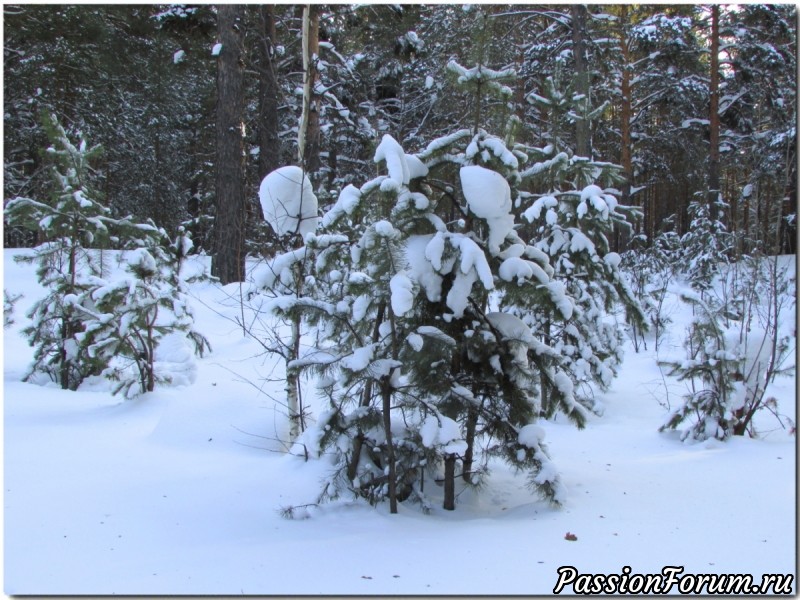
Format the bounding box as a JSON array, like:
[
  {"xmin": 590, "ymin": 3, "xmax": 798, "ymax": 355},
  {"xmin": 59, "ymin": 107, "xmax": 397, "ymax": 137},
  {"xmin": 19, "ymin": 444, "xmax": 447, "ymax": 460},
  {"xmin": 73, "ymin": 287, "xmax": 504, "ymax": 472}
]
[
  {"xmin": 420, "ymin": 414, "xmax": 467, "ymax": 454},
  {"xmin": 154, "ymin": 332, "xmax": 199, "ymax": 388},
  {"xmin": 517, "ymin": 423, "xmax": 546, "ymax": 448},
  {"xmin": 405, "ymin": 154, "xmax": 429, "ymax": 180},
  {"xmin": 577, "ymin": 185, "xmax": 617, "ymax": 220},
  {"xmin": 322, "ymin": 184, "xmax": 361, "ymax": 227}
]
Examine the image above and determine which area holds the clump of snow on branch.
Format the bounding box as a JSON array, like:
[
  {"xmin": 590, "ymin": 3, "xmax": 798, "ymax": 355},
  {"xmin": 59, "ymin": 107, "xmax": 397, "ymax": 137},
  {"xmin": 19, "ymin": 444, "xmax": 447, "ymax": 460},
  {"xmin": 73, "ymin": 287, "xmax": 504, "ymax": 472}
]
[
  {"xmin": 446, "ymin": 60, "xmax": 515, "ymax": 98},
  {"xmin": 374, "ymin": 134, "xmax": 429, "ymax": 186},
  {"xmin": 459, "ymin": 165, "xmax": 515, "ymax": 256}
]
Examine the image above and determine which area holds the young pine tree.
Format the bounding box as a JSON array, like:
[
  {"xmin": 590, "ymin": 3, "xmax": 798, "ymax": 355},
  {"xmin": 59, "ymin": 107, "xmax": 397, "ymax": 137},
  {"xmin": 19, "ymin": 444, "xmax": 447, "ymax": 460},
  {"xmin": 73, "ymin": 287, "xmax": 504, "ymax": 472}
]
[
  {"xmin": 518, "ymin": 77, "xmax": 647, "ymax": 415},
  {"xmin": 80, "ymin": 226, "xmax": 210, "ymax": 398},
  {"xmin": 287, "ymin": 71, "xmax": 585, "ymax": 512},
  {"xmin": 6, "ymin": 112, "xmax": 209, "ymax": 397},
  {"xmin": 5, "ymin": 112, "xmax": 112, "ymax": 389}
]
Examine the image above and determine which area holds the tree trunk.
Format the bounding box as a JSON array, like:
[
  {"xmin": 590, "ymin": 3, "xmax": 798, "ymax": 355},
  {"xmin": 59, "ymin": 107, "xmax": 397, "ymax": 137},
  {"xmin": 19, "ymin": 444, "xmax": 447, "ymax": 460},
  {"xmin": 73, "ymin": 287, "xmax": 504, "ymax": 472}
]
[
  {"xmin": 571, "ymin": 4, "xmax": 591, "ymax": 158},
  {"xmin": 618, "ymin": 5, "xmax": 634, "ymax": 249},
  {"xmin": 462, "ymin": 406, "xmax": 478, "ymax": 483},
  {"xmin": 347, "ymin": 303, "xmax": 385, "ymax": 484},
  {"xmin": 381, "ymin": 380, "xmax": 398, "ymax": 514},
  {"xmin": 298, "ymin": 5, "xmax": 320, "ymax": 176},
  {"xmin": 286, "ymin": 279, "xmax": 302, "ymax": 441},
  {"xmin": 211, "ymin": 5, "xmax": 246, "ymax": 285},
  {"xmin": 708, "ymin": 5, "xmax": 721, "ymax": 222},
  {"xmin": 443, "ymin": 454, "xmax": 456, "ymax": 510},
  {"xmin": 619, "ymin": 6, "xmax": 633, "ymax": 205},
  {"xmin": 257, "ymin": 5, "xmax": 280, "ymax": 182}
]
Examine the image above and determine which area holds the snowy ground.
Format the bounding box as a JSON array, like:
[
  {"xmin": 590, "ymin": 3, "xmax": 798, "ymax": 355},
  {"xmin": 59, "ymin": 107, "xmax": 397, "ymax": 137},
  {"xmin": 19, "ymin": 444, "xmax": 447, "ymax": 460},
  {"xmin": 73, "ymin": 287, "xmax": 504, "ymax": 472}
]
[{"xmin": 3, "ymin": 250, "xmax": 796, "ymax": 595}]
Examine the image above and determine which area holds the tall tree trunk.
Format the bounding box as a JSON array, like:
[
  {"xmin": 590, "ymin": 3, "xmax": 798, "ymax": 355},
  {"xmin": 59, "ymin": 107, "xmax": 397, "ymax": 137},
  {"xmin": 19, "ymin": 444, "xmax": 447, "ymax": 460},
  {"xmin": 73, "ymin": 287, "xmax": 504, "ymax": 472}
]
[
  {"xmin": 779, "ymin": 143, "xmax": 797, "ymax": 254},
  {"xmin": 257, "ymin": 5, "xmax": 280, "ymax": 182},
  {"xmin": 298, "ymin": 5, "xmax": 320, "ymax": 176},
  {"xmin": 619, "ymin": 5, "xmax": 633, "ymax": 205},
  {"xmin": 708, "ymin": 5, "xmax": 721, "ymax": 222},
  {"xmin": 571, "ymin": 4, "xmax": 591, "ymax": 158},
  {"xmin": 211, "ymin": 5, "xmax": 246, "ymax": 285},
  {"xmin": 618, "ymin": 5, "xmax": 634, "ymax": 249}
]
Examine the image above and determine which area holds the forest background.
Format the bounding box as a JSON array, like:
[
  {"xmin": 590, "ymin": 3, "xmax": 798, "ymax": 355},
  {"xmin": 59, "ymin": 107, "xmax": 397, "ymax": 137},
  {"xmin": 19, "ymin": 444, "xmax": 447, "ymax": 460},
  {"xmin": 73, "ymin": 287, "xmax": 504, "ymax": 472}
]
[{"xmin": 4, "ymin": 4, "xmax": 796, "ymax": 265}]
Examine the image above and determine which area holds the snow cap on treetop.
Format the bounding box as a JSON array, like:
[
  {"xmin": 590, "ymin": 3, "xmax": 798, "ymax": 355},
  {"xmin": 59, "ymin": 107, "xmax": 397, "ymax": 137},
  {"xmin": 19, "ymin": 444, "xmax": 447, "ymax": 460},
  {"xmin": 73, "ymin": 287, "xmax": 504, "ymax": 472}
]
[{"xmin": 259, "ymin": 166, "xmax": 319, "ymax": 238}]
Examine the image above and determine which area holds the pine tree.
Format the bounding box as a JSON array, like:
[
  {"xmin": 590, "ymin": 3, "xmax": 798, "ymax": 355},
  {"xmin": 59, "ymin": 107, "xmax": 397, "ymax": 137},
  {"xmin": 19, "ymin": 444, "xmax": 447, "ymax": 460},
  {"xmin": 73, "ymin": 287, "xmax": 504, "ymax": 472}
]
[
  {"xmin": 681, "ymin": 196, "xmax": 732, "ymax": 294},
  {"xmin": 6, "ymin": 112, "xmax": 209, "ymax": 396},
  {"xmin": 519, "ymin": 77, "xmax": 647, "ymax": 415},
  {"xmin": 5, "ymin": 112, "xmax": 113, "ymax": 389},
  {"xmin": 4, "ymin": 291, "xmax": 21, "ymax": 329},
  {"xmin": 285, "ymin": 58, "xmax": 589, "ymax": 513},
  {"xmin": 81, "ymin": 227, "xmax": 210, "ymax": 398},
  {"xmin": 659, "ymin": 291, "xmax": 742, "ymax": 441},
  {"xmin": 662, "ymin": 252, "xmax": 795, "ymax": 441}
]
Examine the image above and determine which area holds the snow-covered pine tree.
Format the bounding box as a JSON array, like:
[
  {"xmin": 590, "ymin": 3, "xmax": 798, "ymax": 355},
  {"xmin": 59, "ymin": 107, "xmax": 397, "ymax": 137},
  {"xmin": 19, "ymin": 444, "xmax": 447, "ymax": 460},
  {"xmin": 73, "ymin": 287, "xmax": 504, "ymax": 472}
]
[
  {"xmin": 662, "ymin": 253, "xmax": 795, "ymax": 441},
  {"xmin": 289, "ymin": 66, "xmax": 586, "ymax": 511},
  {"xmin": 658, "ymin": 290, "xmax": 742, "ymax": 441},
  {"xmin": 5, "ymin": 112, "xmax": 113, "ymax": 389},
  {"xmin": 80, "ymin": 226, "xmax": 210, "ymax": 398},
  {"xmin": 412, "ymin": 118, "xmax": 589, "ymax": 506},
  {"xmin": 681, "ymin": 195, "xmax": 732, "ymax": 295},
  {"xmin": 517, "ymin": 78, "xmax": 647, "ymax": 415},
  {"xmin": 620, "ymin": 227, "xmax": 681, "ymax": 352},
  {"xmin": 271, "ymin": 134, "xmax": 434, "ymax": 512},
  {"xmin": 6, "ymin": 112, "xmax": 209, "ymax": 397}
]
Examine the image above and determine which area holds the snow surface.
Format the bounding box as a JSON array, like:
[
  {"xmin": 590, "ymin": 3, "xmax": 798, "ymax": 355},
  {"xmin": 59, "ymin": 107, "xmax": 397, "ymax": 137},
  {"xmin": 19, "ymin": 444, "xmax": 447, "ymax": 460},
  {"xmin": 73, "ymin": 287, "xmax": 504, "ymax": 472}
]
[{"xmin": 3, "ymin": 250, "xmax": 796, "ymax": 595}]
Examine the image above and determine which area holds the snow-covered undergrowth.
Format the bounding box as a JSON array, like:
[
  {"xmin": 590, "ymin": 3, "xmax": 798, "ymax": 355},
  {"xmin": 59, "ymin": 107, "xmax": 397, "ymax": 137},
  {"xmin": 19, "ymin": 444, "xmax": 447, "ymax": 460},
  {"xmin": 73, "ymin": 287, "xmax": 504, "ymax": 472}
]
[{"xmin": 3, "ymin": 250, "xmax": 796, "ymax": 595}]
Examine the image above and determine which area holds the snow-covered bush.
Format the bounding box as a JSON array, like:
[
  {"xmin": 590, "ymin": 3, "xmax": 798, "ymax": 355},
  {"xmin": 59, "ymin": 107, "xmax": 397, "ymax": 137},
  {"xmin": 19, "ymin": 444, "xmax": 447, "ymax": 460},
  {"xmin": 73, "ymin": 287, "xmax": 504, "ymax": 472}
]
[
  {"xmin": 659, "ymin": 292, "xmax": 743, "ymax": 441},
  {"xmin": 661, "ymin": 254, "xmax": 795, "ymax": 441}
]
